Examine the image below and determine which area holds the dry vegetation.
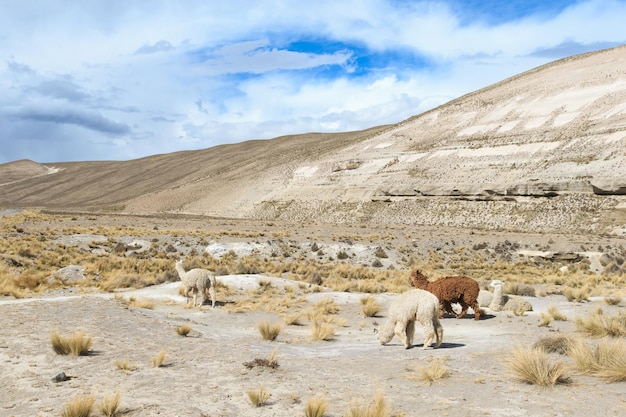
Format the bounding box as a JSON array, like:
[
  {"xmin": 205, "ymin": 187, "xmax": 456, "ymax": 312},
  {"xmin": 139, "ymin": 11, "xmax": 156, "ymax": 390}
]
[
  {"xmin": 61, "ymin": 394, "xmax": 95, "ymax": 417},
  {"xmin": 2, "ymin": 211, "xmax": 624, "ymax": 303},
  {"xmin": 504, "ymin": 347, "xmax": 572, "ymax": 387},
  {"xmin": 50, "ymin": 331, "xmax": 93, "ymax": 356}
]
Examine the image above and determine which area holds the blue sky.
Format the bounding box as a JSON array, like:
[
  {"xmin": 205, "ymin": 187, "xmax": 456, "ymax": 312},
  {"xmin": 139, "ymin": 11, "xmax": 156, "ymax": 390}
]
[{"xmin": 1, "ymin": 0, "xmax": 625, "ymax": 163}]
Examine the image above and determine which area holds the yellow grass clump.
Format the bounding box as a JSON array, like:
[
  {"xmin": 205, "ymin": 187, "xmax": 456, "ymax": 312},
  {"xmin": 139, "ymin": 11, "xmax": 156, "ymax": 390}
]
[
  {"xmin": 151, "ymin": 350, "xmax": 167, "ymax": 368},
  {"xmin": 257, "ymin": 321, "xmax": 282, "ymax": 341},
  {"xmin": 128, "ymin": 297, "xmax": 156, "ymax": 309},
  {"xmin": 539, "ymin": 304, "xmax": 568, "ymax": 326},
  {"xmin": 568, "ymin": 338, "xmax": 626, "ymax": 382},
  {"xmin": 409, "ymin": 357, "xmax": 450, "ymax": 385},
  {"xmin": 247, "ymin": 386, "xmax": 271, "ymax": 407},
  {"xmin": 504, "ymin": 347, "xmax": 571, "ymax": 386},
  {"xmin": 310, "ymin": 321, "xmax": 336, "ymax": 341},
  {"xmin": 360, "ymin": 295, "xmax": 382, "ymax": 317},
  {"xmin": 115, "ymin": 358, "xmax": 138, "ymax": 373},
  {"xmin": 345, "ymin": 392, "xmax": 395, "ymax": 417},
  {"xmin": 51, "ymin": 331, "xmax": 93, "ymax": 356},
  {"xmin": 603, "ymin": 295, "xmax": 622, "ymax": 306},
  {"xmin": 575, "ymin": 310, "xmax": 626, "ymax": 337},
  {"xmin": 98, "ymin": 391, "xmax": 122, "ymax": 417},
  {"xmin": 304, "ymin": 395, "xmax": 328, "ymax": 417},
  {"xmin": 61, "ymin": 394, "xmax": 95, "ymax": 417},
  {"xmin": 176, "ymin": 324, "xmax": 193, "ymax": 336}
]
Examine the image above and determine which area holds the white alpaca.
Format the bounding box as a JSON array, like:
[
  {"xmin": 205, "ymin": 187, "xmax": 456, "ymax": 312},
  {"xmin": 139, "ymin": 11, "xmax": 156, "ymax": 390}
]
[
  {"xmin": 175, "ymin": 260, "xmax": 217, "ymax": 308},
  {"xmin": 378, "ymin": 289, "xmax": 444, "ymax": 349},
  {"xmin": 488, "ymin": 280, "xmax": 533, "ymax": 313},
  {"xmin": 477, "ymin": 289, "xmax": 494, "ymax": 307}
]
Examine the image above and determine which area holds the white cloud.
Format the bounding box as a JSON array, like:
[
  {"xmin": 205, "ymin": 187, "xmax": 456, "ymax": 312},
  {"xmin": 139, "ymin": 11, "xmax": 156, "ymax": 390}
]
[{"xmin": 0, "ymin": 0, "xmax": 625, "ymax": 163}]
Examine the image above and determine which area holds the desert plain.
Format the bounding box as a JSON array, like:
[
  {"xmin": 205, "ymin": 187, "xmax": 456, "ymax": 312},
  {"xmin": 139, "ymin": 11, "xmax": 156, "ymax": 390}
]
[{"xmin": 1, "ymin": 210, "xmax": 625, "ymax": 417}]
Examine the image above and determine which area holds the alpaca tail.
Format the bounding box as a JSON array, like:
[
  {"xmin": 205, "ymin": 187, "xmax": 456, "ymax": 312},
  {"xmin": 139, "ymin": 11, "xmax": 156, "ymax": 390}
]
[{"xmin": 377, "ymin": 319, "xmax": 395, "ymax": 345}]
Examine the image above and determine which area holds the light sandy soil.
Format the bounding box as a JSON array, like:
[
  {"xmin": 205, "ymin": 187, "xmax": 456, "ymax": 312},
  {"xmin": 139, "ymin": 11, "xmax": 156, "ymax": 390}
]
[{"xmin": 1, "ymin": 273, "xmax": 625, "ymax": 417}]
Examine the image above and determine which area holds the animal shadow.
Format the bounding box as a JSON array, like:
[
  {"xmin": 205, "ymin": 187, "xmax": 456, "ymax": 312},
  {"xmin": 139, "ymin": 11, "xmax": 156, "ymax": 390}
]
[{"xmin": 409, "ymin": 342, "xmax": 465, "ymax": 350}]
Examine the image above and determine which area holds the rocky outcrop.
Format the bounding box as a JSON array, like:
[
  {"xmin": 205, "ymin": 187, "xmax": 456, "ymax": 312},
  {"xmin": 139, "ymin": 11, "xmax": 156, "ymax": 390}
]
[{"xmin": 591, "ymin": 180, "xmax": 626, "ymax": 195}]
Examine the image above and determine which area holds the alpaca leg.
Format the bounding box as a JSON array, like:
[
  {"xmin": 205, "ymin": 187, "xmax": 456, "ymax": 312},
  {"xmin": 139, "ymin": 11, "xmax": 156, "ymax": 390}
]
[
  {"xmin": 457, "ymin": 301, "xmax": 469, "ymax": 319},
  {"xmin": 209, "ymin": 286, "xmax": 216, "ymax": 308},
  {"xmin": 433, "ymin": 317, "xmax": 444, "ymax": 348},
  {"xmin": 405, "ymin": 319, "xmax": 416, "ymax": 348},
  {"xmin": 192, "ymin": 288, "xmax": 198, "ymax": 306},
  {"xmin": 197, "ymin": 286, "xmax": 206, "ymax": 306},
  {"xmin": 418, "ymin": 316, "xmax": 435, "ymax": 349},
  {"xmin": 183, "ymin": 285, "xmax": 192, "ymax": 304},
  {"xmin": 472, "ymin": 302, "xmax": 481, "ymax": 320},
  {"xmin": 443, "ymin": 301, "xmax": 457, "ymax": 318},
  {"xmin": 394, "ymin": 320, "xmax": 409, "ymax": 348}
]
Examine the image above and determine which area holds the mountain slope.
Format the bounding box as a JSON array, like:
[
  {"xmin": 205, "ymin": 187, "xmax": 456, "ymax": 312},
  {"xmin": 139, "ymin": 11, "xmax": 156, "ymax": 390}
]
[{"xmin": 1, "ymin": 46, "xmax": 625, "ymax": 235}]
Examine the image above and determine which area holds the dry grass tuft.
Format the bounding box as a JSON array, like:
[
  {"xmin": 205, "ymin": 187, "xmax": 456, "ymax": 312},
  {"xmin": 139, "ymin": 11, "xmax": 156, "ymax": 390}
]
[
  {"xmin": 504, "ymin": 347, "xmax": 571, "ymax": 386},
  {"xmin": 568, "ymin": 338, "xmax": 626, "ymax": 382},
  {"xmin": 98, "ymin": 391, "xmax": 122, "ymax": 417},
  {"xmin": 51, "ymin": 331, "xmax": 93, "ymax": 356},
  {"xmin": 575, "ymin": 310, "xmax": 626, "ymax": 337},
  {"xmin": 304, "ymin": 395, "xmax": 328, "ymax": 417},
  {"xmin": 115, "ymin": 358, "xmax": 138, "ymax": 373},
  {"xmin": 176, "ymin": 324, "xmax": 192, "ymax": 336},
  {"xmin": 564, "ymin": 287, "xmax": 590, "ymax": 303},
  {"xmin": 360, "ymin": 295, "xmax": 381, "ymax": 317},
  {"xmin": 604, "ymin": 296, "xmax": 622, "ymax": 306},
  {"xmin": 409, "ymin": 357, "xmax": 450, "ymax": 385},
  {"xmin": 346, "ymin": 392, "xmax": 394, "ymax": 417},
  {"xmin": 61, "ymin": 394, "xmax": 95, "ymax": 417},
  {"xmin": 247, "ymin": 386, "xmax": 271, "ymax": 407},
  {"xmin": 128, "ymin": 297, "xmax": 156, "ymax": 309},
  {"xmin": 310, "ymin": 321, "xmax": 336, "ymax": 341},
  {"xmin": 257, "ymin": 321, "xmax": 282, "ymax": 341},
  {"xmin": 244, "ymin": 349, "xmax": 279, "ymax": 370},
  {"xmin": 282, "ymin": 313, "xmax": 304, "ymax": 326},
  {"xmin": 312, "ymin": 298, "xmax": 341, "ymax": 315},
  {"xmin": 539, "ymin": 304, "xmax": 568, "ymax": 326},
  {"xmin": 151, "ymin": 350, "xmax": 167, "ymax": 368},
  {"xmin": 548, "ymin": 304, "xmax": 568, "ymax": 321},
  {"xmin": 532, "ymin": 335, "xmax": 573, "ymax": 354}
]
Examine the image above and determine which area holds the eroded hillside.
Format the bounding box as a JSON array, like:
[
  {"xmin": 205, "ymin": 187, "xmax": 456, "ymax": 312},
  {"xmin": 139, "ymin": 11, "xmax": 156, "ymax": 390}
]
[{"xmin": 1, "ymin": 46, "xmax": 625, "ymax": 235}]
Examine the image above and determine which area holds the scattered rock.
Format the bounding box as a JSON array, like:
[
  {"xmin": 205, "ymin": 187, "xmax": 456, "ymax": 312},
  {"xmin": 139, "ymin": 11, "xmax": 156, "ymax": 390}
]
[
  {"xmin": 51, "ymin": 372, "xmax": 70, "ymax": 383},
  {"xmin": 48, "ymin": 265, "xmax": 86, "ymax": 285}
]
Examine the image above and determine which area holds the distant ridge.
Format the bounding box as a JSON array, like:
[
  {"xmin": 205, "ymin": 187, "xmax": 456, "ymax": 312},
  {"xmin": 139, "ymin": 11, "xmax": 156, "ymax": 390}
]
[
  {"xmin": 0, "ymin": 159, "xmax": 57, "ymax": 186},
  {"xmin": 1, "ymin": 45, "xmax": 625, "ymax": 235}
]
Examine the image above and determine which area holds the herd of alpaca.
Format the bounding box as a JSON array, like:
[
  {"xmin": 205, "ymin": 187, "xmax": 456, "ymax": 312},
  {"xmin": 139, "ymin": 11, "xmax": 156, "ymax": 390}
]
[
  {"xmin": 172, "ymin": 256, "xmax": 531, "ymax": 350},
  {"xmin": 409, "ymin": 270, "xmax": 482, "ymax": 320},
  {"xmin": 174, "ymin": 260, "xmax": 217, "ymax": 308},
  {"xmin": 378, "ymin": 270, "xmax": 535, "ymax": 349}
]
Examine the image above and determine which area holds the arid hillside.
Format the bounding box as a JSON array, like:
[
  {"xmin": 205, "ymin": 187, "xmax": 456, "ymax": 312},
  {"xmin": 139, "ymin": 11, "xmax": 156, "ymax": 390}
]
[{"xmin": 1, "ymin": 46, "xmax": 625, "ymax": 235}]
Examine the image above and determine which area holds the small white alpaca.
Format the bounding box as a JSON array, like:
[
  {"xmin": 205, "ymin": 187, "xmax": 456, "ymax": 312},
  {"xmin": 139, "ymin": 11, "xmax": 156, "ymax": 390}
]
[
  {"xmin": 477, "ymin": 289, "xmax": 494, "ymax": 308},
  {"xmin": 175, "ymin": 260, "xmax": 217, "ymax": 308},
  {"xmin": 488, "ymin": 280, "xmax": 533, "ymax": 313},
  {"xmin": 378, "ymin": 289, "xmax": 444, "ymax": 349}
]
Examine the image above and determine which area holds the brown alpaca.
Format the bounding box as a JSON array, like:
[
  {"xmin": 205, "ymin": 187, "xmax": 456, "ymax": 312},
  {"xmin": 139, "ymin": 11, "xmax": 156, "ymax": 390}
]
[{"xmin": 409, "ymin": 270, "xmax": 481, "ymax": 320}]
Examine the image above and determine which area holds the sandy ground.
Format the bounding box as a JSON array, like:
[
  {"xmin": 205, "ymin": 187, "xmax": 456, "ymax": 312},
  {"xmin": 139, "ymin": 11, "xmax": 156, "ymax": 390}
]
[{"xmin": 1, "ymin": 272, "xmax": 625, "ymax": 417}]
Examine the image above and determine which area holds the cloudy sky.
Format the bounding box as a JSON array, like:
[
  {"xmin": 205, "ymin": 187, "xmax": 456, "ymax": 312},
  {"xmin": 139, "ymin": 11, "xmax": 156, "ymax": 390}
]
[{"xmin": 1, "ymin": 0, "xmax": 625, "ymax": 163}]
